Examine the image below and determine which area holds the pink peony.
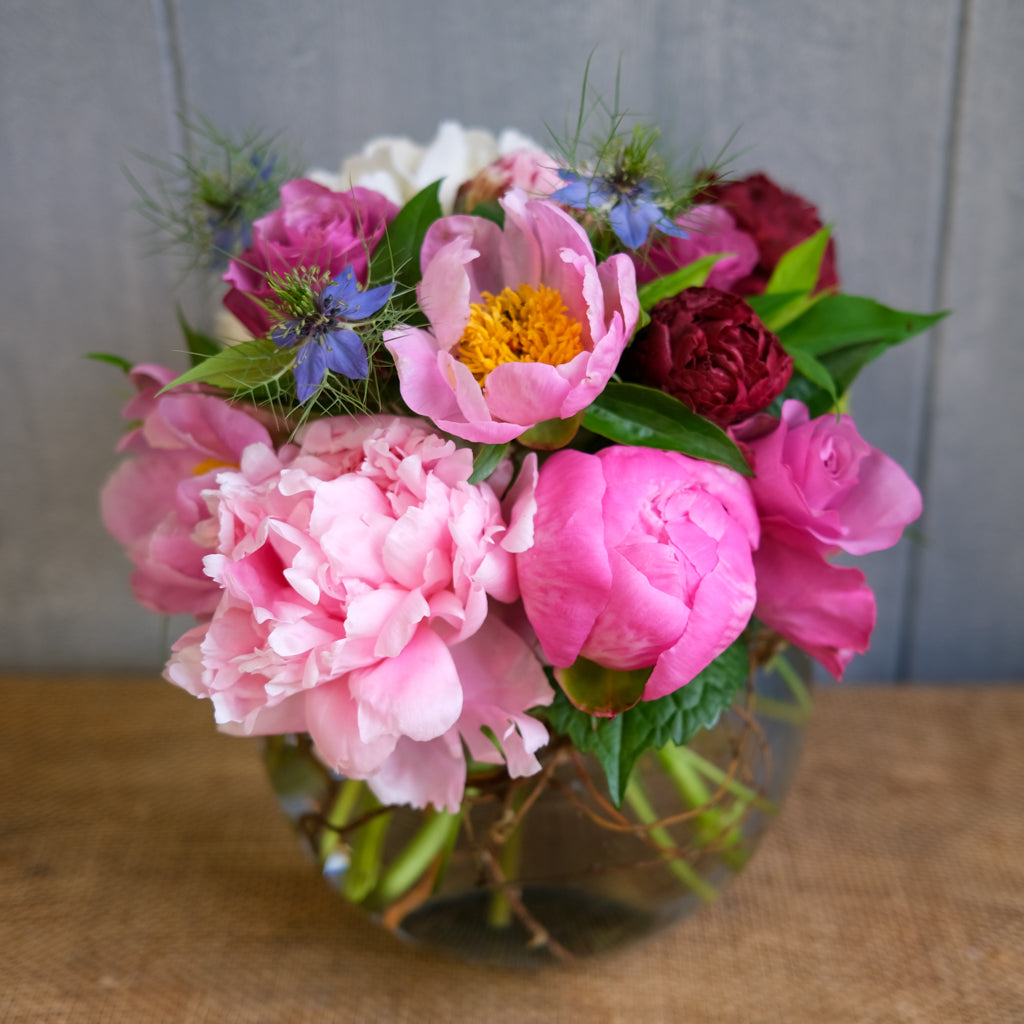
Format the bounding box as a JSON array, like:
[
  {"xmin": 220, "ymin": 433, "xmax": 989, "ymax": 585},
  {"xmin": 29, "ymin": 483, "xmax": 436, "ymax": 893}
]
[
  {"xmin": 100, "ymin": 364, "xmax": 273, "ymax": 617},
  {"xmin": 384, "ymin": 189, "xmax": 639, "ymax": 444},
  {"xmin": 517, "ymin": 445, "xmax": 759, "ymax": 704},
  {"xmin": 164, "ymin": 415, "xmax": 551, "ymax": 811},
  {"xmin": 222, "ymin": 179, "xmax": 398, "ymax": 337},
  {"xmin": 733, "ymin": 400, "xmax": 922, "ymax": 677},
  {"xmin": 455, "ymin": 148, "xmax": 563, "ymax": 212},
  {"xmin": 635, "ymin": 204, "xmax": 759, "ymax": 293}
]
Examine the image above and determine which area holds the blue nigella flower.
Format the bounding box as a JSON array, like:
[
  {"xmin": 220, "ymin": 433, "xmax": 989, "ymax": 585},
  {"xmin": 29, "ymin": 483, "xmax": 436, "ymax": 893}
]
[
  {"xmin": 270, "ymin": 267, "xmax": 394, "ymax": 403},
  {"xmin": 551, "ymin": 169, "xmax": 687, "ymax": 250}
]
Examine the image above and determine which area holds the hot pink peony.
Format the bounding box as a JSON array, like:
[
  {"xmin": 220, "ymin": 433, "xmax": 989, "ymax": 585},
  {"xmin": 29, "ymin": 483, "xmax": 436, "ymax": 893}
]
[
  {"xmin": 384, "ymin": 189, "xmax": 639, "ymax": 444},
  {"xmin": 164, "ymin": 415, "xmax": 551, "ymax": 811},
  {"xmin": 100, "ymin": 364, "xmax": 273, "ymax": 617},
  {"xmin": 734, "ymin": 400, "xmax": 922, "ymax": 676},
  {"xmin": 635, "ymin": 204, "xmax": 759, "ymax": 293},
  {"xmin": 222, "ymin": 179, "xmax": 398, "ymax": 337},
  {"xmin": 517, "ymin": 445, "xmax": 760, "ymax": 703}
]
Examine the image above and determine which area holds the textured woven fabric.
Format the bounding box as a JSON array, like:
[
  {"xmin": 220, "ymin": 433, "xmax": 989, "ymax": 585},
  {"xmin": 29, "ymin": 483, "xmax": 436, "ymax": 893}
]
[{"xmin": 2, "ymin": 677, "xmax": 1021, "ymax": 1023}]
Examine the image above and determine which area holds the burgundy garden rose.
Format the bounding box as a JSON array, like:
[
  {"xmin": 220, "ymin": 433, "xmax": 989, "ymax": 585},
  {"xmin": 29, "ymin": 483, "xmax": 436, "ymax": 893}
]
[
  {"xmin": 222, "ymin": 179, "xmax": 398, "ymax": 337},
  {"xmin": 701, "ymin": 172, "xmax": 839, "ymax": 296},
  {"xmin": 622, "ymin": 286, "xmax": 793, "ymax": 427}
]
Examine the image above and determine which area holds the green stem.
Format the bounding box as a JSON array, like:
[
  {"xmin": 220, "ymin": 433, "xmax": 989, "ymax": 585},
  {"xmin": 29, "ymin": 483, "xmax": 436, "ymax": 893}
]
[
  {"xmin": 318, "ymin": 778, "xmax": 364, "ymax": 861},
  {"xmin": 624, "ymin": 775, "xmax": 718, "ymax": 902},
  {"xmin": 664, "ymin": 744, "xmax": 777, "ymax": 814},
  {"xmin": 343, "ymin": 802, "xmax": 390, "ymax": 904},
  {"xmin": 764, "ymin": 651, "xmax": 814, "ymax": 720},
  {"xmin": 374, "ymin": 810, "xmax": 461, "ymax": 907}
]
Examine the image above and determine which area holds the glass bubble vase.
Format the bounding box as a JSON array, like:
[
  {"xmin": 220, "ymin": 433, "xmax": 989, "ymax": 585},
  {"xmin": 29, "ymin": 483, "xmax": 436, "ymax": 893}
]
[{"xmin": 262, "ymin": 645, "xmax": 812, "ymax": 967}]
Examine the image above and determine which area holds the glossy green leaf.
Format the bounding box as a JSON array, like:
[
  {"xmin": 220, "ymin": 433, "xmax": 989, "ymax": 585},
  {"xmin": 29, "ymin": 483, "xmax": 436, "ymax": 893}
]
[
  {"xmin": 367, "ymin": 180, "xmax": 443, "ymax": 306},
  {"xmin": 543, "ymin": 639, "xmax": 749, "ymax": 806},
  {"xmin": 582, "ymin": 383, "xmax": 752, "ymax": 476},
  {"xmin": 764, "ymin": 225, "xmax": 831, "ymax": 297},
  {"xmin": 176, "ymin": 306, "xmax": 223, "ymax": 366},
  {"xmin": 86, "ymin": 352, "xmax": 133, "ymax": 372},
  {"xmin": 636, "ymin": 253, "xmax": 728, "ymax": 311},
  {"xmin": 468, "ymin": 443, "xmax": 508, "ymax": 484}
]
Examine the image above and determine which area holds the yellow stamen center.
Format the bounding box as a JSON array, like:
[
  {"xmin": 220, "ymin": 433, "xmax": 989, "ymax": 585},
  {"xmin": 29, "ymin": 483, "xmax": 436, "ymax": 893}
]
[
  {"xmin": 192, "ymin": 457, "xmax": 235, "ymax": 477},
  {"xmin": 455, "ymin": 284, "xmax": 584, "ymax": 385}
]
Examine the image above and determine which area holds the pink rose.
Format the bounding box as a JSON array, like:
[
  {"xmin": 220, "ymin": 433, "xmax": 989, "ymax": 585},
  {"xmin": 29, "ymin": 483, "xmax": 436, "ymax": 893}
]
[
  {"xmin": 734, "ymin": 400, "xmax": 922, "ymax": 677},
  {"xmin": 455, "ymin": 148, "xmax": 562, "ymax": 212},
  {"xmin": 100, "ymin": 364, "xmax": 273, "ymax": 617},
  {"xmin": 736, "ymin": 400, "xmax": 922, "ymax": 556},
  {"xmin": 384, "ymin": 189, "xmax": 639, "ymax": 444},
  {"xmin": 517, "ymin": 445, "xmax": 759, "ymax": 704},
  {"xmin": 635, "ymin": 204, "xmax": 759, "ymax": 293},
  {"xmin": 222, "ymin": 179, "xmax": 398, "ymax": 336},
  {"xmin": 164, "ymin": 415, "xmax": 550, "ymax": 811}
]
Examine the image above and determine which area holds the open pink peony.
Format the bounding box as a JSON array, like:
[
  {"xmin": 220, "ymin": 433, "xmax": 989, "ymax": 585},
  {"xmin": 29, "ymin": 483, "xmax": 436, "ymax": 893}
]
[
  {"xmin": 517, "ymin": 445, "xmax": 760, "ymax": 703},
  {"xmin": 100, "ymin": 364, "xmax": 273, "ymax": 617},
  {"xmin": 384, "ymin": 188, "xmax": 639, "ymax": 443},
  {"xmin": 164, "ymin": 415, "xmax": 551, "ymax": 811}
]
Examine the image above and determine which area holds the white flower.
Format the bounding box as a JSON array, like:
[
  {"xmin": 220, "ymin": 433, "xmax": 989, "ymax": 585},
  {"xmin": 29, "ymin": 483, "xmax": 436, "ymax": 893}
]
[{"xmin": 309, "ymin": 120, "xmax": 543, "ymax": 214}]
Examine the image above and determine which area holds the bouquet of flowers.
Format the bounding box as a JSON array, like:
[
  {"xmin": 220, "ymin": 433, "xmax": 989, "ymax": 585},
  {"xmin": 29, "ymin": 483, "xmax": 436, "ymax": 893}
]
[{"xmin": 99, "ymin": 90, "xmax": 938, "ymax": 962}]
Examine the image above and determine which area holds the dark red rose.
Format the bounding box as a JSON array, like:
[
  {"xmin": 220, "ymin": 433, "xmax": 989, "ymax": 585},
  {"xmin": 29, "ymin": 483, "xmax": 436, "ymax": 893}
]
[
  {"xmin": 622, "ymin": 286, "xmax": 793, "ymax": 427},
  {"xmin": 701, "ymin": 172, "xmax": 839, "ymax": 297}
]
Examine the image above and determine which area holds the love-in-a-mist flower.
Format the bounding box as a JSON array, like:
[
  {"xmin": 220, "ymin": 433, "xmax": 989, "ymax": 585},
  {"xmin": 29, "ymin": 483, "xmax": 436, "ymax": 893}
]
[
  {"xmin": 384, "ymin": 188, "xmax": 639, "ymax": 444},
  {"xmin": 552, "ymin": 169, "xmax": 686, "ymax": 250},
  {"xmin": 269, "ymin": 267, "xmax": 393, "ymax": 402}
]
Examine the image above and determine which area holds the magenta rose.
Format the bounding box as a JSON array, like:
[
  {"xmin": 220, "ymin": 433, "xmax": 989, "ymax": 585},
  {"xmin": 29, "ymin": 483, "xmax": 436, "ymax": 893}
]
[
  {"xmin": 622, "ymin": 286, "xmax": 793, "ymax": 427},
  {"xmin": 517, "ymin": 445, "xmax": 759, "ymax": 704},
  {"xmin": 734, "ymin": 400, "xmax": 922, "ymax": 677},
  {"xmin": 100, "ymin": 364, "xmax": 274, "ymax": 617},
  {"xmin": 222, "ymin": 179, "xmax": 398, "ymax": 336},
  {"xmin": 635, "ymin": 204, "xmax": 759, "ymax": 293},
  {"xmin": 702, "ymin": 172, "xmax": 839, "ymax": 296}
]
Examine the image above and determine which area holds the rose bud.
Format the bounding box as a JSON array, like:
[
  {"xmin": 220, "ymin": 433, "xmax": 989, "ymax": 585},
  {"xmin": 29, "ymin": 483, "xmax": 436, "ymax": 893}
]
[{"xmin": 622, "ymin": 286, "xmax": 793, "ymax": 427}]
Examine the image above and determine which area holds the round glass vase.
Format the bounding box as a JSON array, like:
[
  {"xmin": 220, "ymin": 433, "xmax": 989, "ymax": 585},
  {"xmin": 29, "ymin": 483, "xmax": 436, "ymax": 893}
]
[{"xmin": 262, "ymin": 647, "xmax": 813, "ymax": 967}]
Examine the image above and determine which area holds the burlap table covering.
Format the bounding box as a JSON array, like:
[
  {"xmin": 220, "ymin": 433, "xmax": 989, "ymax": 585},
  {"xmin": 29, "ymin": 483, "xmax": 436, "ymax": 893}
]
[{"xmin": 1, "ymin": 676, "xmax": 1021, "ymax": 1024}]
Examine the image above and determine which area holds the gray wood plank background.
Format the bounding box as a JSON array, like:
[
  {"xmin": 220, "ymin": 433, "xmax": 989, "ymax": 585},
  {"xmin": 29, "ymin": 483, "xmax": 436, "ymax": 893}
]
[{"xmin": 1, "ymin": 0, "xmax": 1020, "ymax": 682}]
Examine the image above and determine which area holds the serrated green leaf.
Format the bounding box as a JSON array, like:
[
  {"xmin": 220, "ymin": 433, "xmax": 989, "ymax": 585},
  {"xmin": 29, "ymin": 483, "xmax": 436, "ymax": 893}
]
[
  {"xmin": 636, "ymin": 254, "xmax": 729, "ymax": 311},
  {"xmin": 543, "ymin": 639, "xmax": 750, "ymax": 805},
  {"xmin": 582, "ymin": 383, "xmax": 752, "ymax": 476},
  {"xmin": 765, "ymin": 225, "xmax": 831, "ymax": 297},
  {"xmin": 159, "ymin": 337, "xmax": 293, "ymax": 392}
]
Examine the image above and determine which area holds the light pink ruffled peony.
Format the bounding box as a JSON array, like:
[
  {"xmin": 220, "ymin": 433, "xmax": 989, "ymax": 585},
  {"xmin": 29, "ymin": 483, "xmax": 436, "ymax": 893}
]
[
  {"xmin": 734, "ymin": 400, "xmax": 922, "ymax": 677},
  {"xmin": 164, "ymin": 415, "xmax": 550, "ymax": 811},
  {"xmin": 517, "ymin": 445, "xmax": 759, "ymax": 703},
  {"xmin": 384, "ymin": 189, "xmax": 639, "ymax": 443},
  {"xmin": 100, "ymin": 364, "xmax": 273, "ymax": 617}
]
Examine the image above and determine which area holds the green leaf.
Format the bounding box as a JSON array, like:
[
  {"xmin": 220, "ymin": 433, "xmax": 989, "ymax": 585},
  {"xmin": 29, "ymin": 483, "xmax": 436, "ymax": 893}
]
[
  {"xmin": 778, "ymin": 294, "xmax": 948, "ymax": 357},
  {"xmin": 636, "ymin": 254, "xmax": 729, "ymax": 311},
  {"xmin": 468, "ymin": 443, "xmax": 508, "ymax": 484},
  {"xmin": 367, "ymin": 180, "xmax": 443, "ymax": 305},
  {"xmin": 788, "ymin": 348, "xmax": 838, "ymax": 408},
  {"xmin": 582, "ymin": 383, "xmax": 752, "ymax": 476},
  {"xmin": 176, "ymin": 306, "xmax": 222, "ymax": 366},
  {"xmin": 764, "ymin": 225, "xmax": 831, "ymax": 297},
  {"xmin": 774, "ymin": 339, "xmax": 888, "ymax": 418},
  {"xmin": 86, "ymin": 352, "xmax": 133, "ymax": 372},
  {"xmin": 745, "ymin": 289, "xmax": 825, "ymax": 334},
  {"xmin": 160, "ymin": 337, "xmax": 294, "ymax": 392},
  {"xmin": 543, "ymin": 639, "xmax": 750, "ymax": 806}
]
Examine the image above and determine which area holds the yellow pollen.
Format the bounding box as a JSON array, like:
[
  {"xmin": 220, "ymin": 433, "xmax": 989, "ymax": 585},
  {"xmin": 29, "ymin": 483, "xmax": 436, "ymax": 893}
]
[
  {"xmin": 455, "ymin": 283, "xmax": 584, "ymax": 385},
  {"xmin": 192, "ymin": 457, "xmax": 235, "ymax": 477}
]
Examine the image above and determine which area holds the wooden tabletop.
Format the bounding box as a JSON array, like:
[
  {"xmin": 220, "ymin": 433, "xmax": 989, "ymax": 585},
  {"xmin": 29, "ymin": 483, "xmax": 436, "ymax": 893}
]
[{"xmin": 2, "ymin": 675, "xmax": 1021, "ymax": 1023}]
